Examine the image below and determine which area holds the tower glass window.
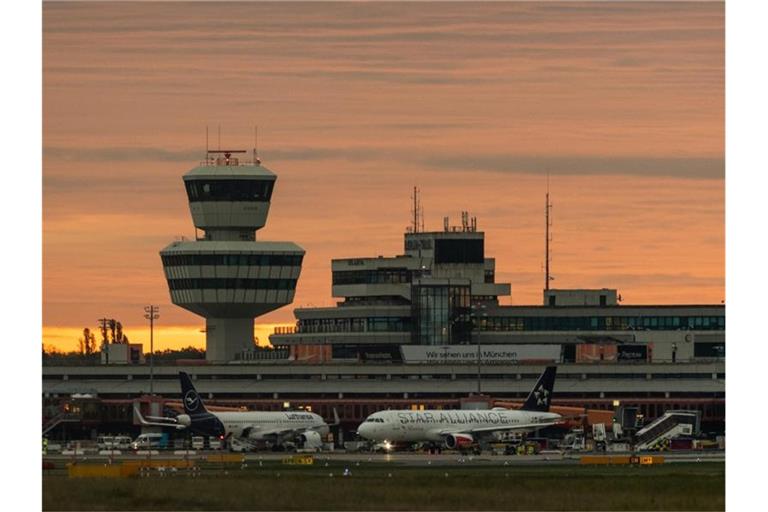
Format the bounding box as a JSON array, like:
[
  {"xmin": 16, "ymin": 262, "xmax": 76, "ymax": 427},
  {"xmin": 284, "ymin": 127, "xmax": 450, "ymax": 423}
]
[
  {"xmin": 412, "ymin": 284, "xmax": 471, "ymax": 345},
  {"xmin": 185, "ymin": 179, "xmax": 275, "ymax": 202}
]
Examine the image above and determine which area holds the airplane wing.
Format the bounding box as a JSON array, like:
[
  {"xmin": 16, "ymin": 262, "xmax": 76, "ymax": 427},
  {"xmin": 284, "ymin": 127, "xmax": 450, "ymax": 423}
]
[
  {"xmin": 468, "ymin": 420, "xmax": 561, "ymax": 434},
  {"xmin": 437, "ymin": 419, "xmax": 562, "ymax": 436},
  {"xmin": 240, "ymin": 426, "xmax": 305, "ymax": 439},
  {"xmin": 133, "ymin": 403, "xmax": 186, "ymax": 430}
]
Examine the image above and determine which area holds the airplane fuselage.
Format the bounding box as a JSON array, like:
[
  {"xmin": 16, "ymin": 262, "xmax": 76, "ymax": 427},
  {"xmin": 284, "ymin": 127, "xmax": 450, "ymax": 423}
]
[
  {"xmin": 212, "ymin": 411, "xmax": 328, "ymax": 440},
  {"xmin": 358, "ymin": 409, "xmax": 561, "ymax": 443}
]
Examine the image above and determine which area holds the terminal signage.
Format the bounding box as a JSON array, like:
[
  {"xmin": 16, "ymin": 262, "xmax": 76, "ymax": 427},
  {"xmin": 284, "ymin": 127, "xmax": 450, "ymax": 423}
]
[
  {"xmin": 400, "ymin": 345, "xmax": 561, "ymax": 365},
  {"xmin": 617, "ymin": 344, "xmax": 648, "ymax": 362},
  {"xmin": 360, "ymin": 346, "xmax": 403, "ymax": 363}
]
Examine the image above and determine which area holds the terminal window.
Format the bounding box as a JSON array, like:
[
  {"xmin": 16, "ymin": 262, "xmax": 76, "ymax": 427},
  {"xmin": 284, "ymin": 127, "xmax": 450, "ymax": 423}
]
[{"xmin": 434, "ymin": 239, "xmax": 484, "ymax": 264}]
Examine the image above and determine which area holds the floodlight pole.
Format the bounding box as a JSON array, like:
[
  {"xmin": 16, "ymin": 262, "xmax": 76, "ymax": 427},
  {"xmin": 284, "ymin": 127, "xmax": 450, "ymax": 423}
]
[{"xmin": 144, "ymin": 305, "xmax": 160, "ymax": 395}]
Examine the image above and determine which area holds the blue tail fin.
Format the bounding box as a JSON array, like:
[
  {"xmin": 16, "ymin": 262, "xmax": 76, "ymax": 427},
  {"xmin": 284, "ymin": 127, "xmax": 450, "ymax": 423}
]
[
  {"xmin": 180, "ymin": 372, "xmax": 209, "ymax": 416},
  {"xmin": 521, "ymin": 366, "xmax": 557, "ymax": 412}
]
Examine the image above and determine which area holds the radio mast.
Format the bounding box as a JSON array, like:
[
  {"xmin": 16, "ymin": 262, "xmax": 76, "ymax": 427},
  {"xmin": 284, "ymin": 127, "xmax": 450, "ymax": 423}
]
[{"xmin": 545, "ymin": 173, "xmax": 553, "ymax": 291}]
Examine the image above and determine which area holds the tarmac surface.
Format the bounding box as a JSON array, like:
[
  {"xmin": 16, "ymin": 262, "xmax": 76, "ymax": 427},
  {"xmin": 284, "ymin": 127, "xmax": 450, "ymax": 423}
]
[{"xmin": 44, "ymin": 450, "xmax": 725, "ymax": 466}]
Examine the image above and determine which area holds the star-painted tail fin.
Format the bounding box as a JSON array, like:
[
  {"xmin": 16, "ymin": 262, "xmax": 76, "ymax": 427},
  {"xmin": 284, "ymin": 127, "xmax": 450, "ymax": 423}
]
[{"xmin": 520, "ymin": 366, "xmax": 557, "ymax": 412}]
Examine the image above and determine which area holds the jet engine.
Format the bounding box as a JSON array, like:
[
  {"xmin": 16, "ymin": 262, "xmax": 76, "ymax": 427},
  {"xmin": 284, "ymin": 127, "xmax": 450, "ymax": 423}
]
[
  {"xmin": 444, "ymin": 433, "xmax": 474, "ymax": 449},
  {"xmin": 297, "ymin": 431, "xmax": 323, "ymax": 450},
  {"xmin": 175, "ymin": 414, "xmax": 192, "ymax": 427}
]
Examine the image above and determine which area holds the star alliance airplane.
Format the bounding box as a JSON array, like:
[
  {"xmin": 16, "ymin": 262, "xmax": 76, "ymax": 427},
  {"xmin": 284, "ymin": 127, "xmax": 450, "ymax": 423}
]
[{"xmin": 357, "ymin": 366, "xmax": 560, "ymax": 450}]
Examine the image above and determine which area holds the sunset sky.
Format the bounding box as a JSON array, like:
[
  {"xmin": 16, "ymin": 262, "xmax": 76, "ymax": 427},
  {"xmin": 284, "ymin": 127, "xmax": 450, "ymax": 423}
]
[{"xmin": 42, "ymin": 1, "xmax": 724, "ymax": 353}]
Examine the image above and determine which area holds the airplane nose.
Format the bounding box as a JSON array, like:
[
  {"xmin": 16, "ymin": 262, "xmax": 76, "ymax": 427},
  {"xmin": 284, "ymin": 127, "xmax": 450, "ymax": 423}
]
[{"xmin": 357, "ymin": 423, "xmax": 372, "ymax": 439}]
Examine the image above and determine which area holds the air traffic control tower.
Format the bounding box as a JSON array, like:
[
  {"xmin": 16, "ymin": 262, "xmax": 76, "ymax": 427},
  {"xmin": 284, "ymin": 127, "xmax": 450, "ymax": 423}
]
[{"xmin": 160, "ymin": 149, "xmax": 304, "ymax": 362}]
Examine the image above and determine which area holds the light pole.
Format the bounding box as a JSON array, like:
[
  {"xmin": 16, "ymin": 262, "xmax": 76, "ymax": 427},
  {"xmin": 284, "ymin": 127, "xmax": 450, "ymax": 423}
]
[
  {"xmin": 470, "ymin": 303, "xmax": 488, "ymax": 396},
  {"xmin": 144, "ymin": 305, "xmax": 160, "ymax": 395}
]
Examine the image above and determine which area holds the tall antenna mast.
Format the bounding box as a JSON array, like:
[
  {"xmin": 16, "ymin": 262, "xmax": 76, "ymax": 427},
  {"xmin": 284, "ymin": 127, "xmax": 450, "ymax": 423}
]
[
  {"xmin": 205, "ymin": 126, "xmax": 209, "ymax": 160},
  {"xmin": 253, "ymin": 125, "xmax": 260, "ymax": 164},
  {"xmin": 545, "ymin": 172, "xmax": 553, "ymax": 291},
  {"xmin": 411, "ymin": 186, "xmax": 421, "ymax": 233},
  {"xmin": 218, "ymin": 124, "xmax": 221, "ymax": 151}
]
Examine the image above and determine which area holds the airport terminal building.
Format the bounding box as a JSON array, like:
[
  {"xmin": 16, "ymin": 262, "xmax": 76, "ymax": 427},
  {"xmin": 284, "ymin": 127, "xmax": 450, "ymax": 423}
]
[
  {"xmin": 270, "ymin": 220, "xmax": 724, "ymax": 368},
  {"xmin": 42, "ymin": 161, "xmax": 725, "ymax": 439}
]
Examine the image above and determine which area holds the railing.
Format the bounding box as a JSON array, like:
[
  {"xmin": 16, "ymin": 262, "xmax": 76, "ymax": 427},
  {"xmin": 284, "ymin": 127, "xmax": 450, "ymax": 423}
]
[
  {"xmin": 42, "ymin": 412, "xmax": 82, "ymax": 436},
  {"xmin": 235, "ymin": 348, "xmax": 290, "ymax": 362},
  {"xmin": 635, "ymin": 411, "xmax": 700, "ymax": 450},
  {"xmin": 273, "ymin": 326, "xmax": 296, "ymax": 335}
]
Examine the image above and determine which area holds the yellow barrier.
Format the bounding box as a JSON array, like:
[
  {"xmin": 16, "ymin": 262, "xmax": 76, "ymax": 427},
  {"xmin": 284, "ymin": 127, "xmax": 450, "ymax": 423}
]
[
  {"xmin": 206, "ymin": 454, "xmax": 243, "ymax": 464},
  {"xmin": 123, "ymin": 459, "xmax": 195, "ymax": 469},
  {"xmin": 580, "ymin": 455, "xmax": 632, "ymax": 465},
  {"xmin": 282, "ymin": 455, "xmax": 315, "ymax": 465},
  {"xmin": 67, "ymin": 463, "xmax": 139, "ymax": 478},
  {"xmin": 581, "ymin": 455, "xmax": 665, "ymax": 465}
]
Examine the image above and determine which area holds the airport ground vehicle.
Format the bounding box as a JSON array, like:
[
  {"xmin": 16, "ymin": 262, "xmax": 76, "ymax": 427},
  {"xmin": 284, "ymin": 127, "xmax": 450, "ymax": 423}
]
[
  {"xmin": 96, "ymin": 436, "xmax": 114, "ymax": 450},
  {"xmin": 111, "ymin": 436, "xmax": 132, "ymax": 450},
  {"xmin": 97, "ymin": 435, "xmax": 134, "ymax": 451},
  {"xmin": 131, "ymin": 433, "xmax": 169, "ymax": 450},
  {"xmin": 559, "ymin": 428, "xmax": 586, "ymax": 451}
]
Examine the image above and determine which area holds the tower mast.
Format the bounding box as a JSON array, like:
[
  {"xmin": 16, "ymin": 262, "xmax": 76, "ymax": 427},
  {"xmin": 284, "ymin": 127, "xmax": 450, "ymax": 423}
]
[
  {"xmin": 411, "ymin": 186, "xmax": 421, "ymax": 233},
  {"xmin": 545, "ymin": 173, "xmax": 553, "ymax": 291}
]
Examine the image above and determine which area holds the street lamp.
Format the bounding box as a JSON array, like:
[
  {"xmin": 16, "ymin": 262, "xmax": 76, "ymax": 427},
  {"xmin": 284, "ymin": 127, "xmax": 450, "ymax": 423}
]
[
  {"xmin": 471, "ymin": 303, "xmax": 488, "ymax": 396},
  {"xmin": 144, "ymin": 305, "xmax": 160, "ymax": 395}
]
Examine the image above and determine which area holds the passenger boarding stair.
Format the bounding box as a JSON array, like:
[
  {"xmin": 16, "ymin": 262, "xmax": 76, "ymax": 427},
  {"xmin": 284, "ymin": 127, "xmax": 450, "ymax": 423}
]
[
  {"xmin": 42, "ymin": 412, "xmax": 82, "ymax": 436},
  {"xmin": 634, "ymin": 410, "xmax": 700, "ymax": 451}
]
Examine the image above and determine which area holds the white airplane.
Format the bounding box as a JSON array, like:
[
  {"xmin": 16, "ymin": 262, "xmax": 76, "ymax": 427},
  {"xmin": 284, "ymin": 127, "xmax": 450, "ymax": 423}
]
[
  {"xmin": 357, "ymin": 366, "xmax": 561, "ymax": 451},
  {"xmin": 135, "ymin": 372, "xmax": 334, "ymax": 451}
]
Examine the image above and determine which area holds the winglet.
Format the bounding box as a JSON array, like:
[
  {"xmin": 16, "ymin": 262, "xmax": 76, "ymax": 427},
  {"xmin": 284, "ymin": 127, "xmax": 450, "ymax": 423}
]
[{"xmin": 331, "ymin": 407, "xmax": 341, "ymax": 426}]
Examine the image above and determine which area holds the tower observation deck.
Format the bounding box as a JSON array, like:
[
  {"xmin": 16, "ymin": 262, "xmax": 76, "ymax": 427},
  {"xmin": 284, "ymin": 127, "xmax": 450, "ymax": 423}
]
[{"xmin": 161, "ymin": 150, "xmax": 305, "ymax": 362}]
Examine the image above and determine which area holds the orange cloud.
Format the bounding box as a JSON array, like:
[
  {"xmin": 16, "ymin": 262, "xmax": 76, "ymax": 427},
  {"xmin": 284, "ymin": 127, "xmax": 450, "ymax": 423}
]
[{"xmin": 43, "ymin": 2, "xmax": 724, "ymax": 351}]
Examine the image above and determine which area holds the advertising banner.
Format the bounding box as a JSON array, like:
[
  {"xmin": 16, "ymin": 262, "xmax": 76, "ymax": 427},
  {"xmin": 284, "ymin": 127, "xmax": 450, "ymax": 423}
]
[
  {"xmin": 576, "ymin": 344, "xmax": 618, "ymax": 363},
  {"xmin": 400, "ymin": 344, "xmax": 561, "ymax": 364}
]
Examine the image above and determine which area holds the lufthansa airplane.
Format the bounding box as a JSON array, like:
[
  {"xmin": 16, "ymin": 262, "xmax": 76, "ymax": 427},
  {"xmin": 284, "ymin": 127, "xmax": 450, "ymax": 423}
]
[
  {"xmin": 135, "ymin": 372, "xmax": 333, "ymax": 450},
  {"xmin": 357, "ymin": 366, "xmax": 560, "ymax": 450}
]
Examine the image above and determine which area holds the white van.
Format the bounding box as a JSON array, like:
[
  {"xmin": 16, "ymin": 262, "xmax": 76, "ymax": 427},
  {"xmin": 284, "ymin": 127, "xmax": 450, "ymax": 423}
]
[
  {"xmin": 113, "ymin": 436, "xmax": 132, "ymax": 450},
  {"xmin": 96, "ymin": 435, "xmax": 114, "ymax": 450},
  {"xmin": 131, "ymin": 433, "xmax": 167, "ymax": 451}
]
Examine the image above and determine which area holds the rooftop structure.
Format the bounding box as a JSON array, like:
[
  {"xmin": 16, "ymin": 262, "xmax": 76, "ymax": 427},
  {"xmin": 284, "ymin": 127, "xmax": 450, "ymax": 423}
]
[{"xmin": 161, "ymin": 149, "xmax": 304, "ymax": 362}]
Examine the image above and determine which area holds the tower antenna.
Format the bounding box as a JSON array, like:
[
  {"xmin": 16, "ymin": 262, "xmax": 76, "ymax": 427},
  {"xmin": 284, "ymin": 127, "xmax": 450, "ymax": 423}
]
[
  {"xmin": 411, "ymin": 186, "xmax": 421, "ymax": 233},
  {"xmin": 253, "ymin": 125, "xmax": 259, "ymax": 164},
  {"xmin": 218, "ymin": 124, "xmax": 221, "ymax": 151},
  {"xmin": 545, "ymin": 171, "xmax": 553, "ymax": 291},
  {"xmin": 205, "ymin": 125, "xmax": 209, "ymax": 161}
]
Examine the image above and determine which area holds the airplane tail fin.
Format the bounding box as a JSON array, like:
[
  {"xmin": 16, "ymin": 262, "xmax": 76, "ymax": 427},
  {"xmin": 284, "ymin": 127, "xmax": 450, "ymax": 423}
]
[
  {"xmin": 179, "ymin": 372, "xmax": 209, "ymax": 415},
  {"xmin": 521, "ymin": 366, "xmax": 557, "ymax": 412}
]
